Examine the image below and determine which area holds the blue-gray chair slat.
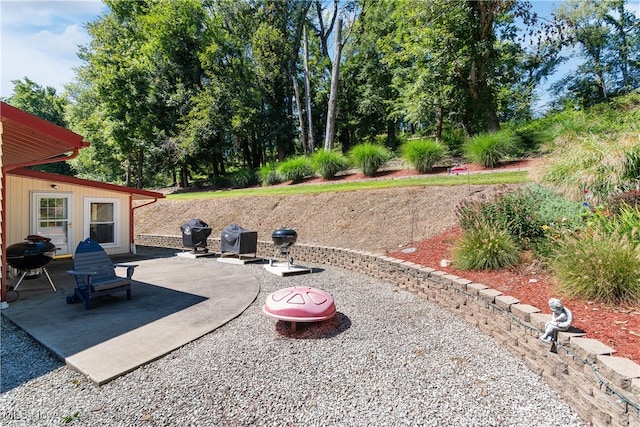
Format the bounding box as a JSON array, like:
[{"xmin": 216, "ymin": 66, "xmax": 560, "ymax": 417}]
[{"xmin": 66, "ymin": 238, "xmax": 137, "ymax": 309}]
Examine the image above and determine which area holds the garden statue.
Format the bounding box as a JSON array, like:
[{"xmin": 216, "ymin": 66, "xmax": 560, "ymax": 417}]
[{"xmin": 540, "ymin": 298, "xmax": 572, "ymax": 343}]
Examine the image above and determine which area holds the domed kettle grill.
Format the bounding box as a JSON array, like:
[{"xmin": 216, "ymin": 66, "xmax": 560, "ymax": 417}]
[
  {"xmin": 6, "ymin": 235, "xmax": 58, "ymax": 297},
  {"xmin": 270, "ymin": 228, "xmax": 297, "ymax": 268}
]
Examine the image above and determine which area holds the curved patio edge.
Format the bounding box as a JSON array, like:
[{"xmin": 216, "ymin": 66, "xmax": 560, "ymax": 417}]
[
  {"xmin": 66, "ymin": 257, "xmax": 259, "ymax": 385},
  {"xmin": 136, "ymin": 234, "xmax": 640, "ymax": 427}
]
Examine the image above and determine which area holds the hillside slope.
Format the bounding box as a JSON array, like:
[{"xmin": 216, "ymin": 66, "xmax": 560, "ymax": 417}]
[{"xmin": 135, "ymin": 183, "xmax": 518, "ymax": 254}]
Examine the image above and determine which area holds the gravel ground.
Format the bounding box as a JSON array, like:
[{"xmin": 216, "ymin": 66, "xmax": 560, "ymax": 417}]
[{"xmin": 1, "ymin": 254, "xmax": 587, "ymax": 426}]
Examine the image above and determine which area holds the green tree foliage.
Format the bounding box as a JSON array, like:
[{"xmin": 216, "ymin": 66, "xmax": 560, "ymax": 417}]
[
  {"xmin": 53, "ymin": 0, "xmax": 638, "ymax": 191},
  {"xmin": 378, "ymin": 0, "xmax": 553, "ymax": 136},
  {"xmin": 339, "ymin": 0, "xmax": 400, "ymax": 150},
  {"xmin": 5, "ymin": 78, "xmax": 74, "ymax": 175},
  {"xmin": 5, "ymin": 77, "xmax": 67, "ymax": 126},
  {"xmin": 553, "ymin": 0, "xmax": 640, "ymax": 108}
]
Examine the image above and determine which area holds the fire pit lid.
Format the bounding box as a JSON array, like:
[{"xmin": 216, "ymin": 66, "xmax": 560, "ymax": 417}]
[{"xmin": 263, "ymin": 286, "xmax": 335, "ymax": 322}]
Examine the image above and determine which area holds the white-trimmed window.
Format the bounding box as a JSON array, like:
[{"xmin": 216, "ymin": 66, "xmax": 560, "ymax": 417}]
[{"xmin": 84, "ymin": 198, "xmax": 119, "ymax": 246}]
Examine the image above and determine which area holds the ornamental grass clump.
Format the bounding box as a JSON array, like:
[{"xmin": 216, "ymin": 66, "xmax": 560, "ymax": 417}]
[
  {"xmin": 276, "ymin": 156, "xmax": 315, "ymax": 183},
  {"xmin": 453, "ymin": 222, "xmax": 521, "ymax": 270},
  {"xmin": 456, "ymin": 183, "xmax": 586, "ymax": 251},
  {"xmin": 550, "ymin": 229, "xmax": 640, "ymax": 305},
  {"xmin": 462, "ymin": 130, "xmax": 520, "ymax": 168},
  {"xmin": 349, "ymin": 143, "xmax": 391, "ymax": 176},
  {"xmin": 400, "ymin": 138, "xmax": 446, "ymax": 173},
  {"xmin": 258, "ymin": 162, "xmax": 282, "ymax": 186},
  {"xmin": 542, "ymin": 134, "xmax": 640, "ymax": 204},
  {"xmin": 229, "ymin": 168, "xmax": 257, "ymax": 188},
  {"xmin": 311, "ymin": 150, "xmax": 350, "ymax": 179}
]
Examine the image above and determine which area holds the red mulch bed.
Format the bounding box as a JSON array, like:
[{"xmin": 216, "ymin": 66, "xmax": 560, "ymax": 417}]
[{"xmin": 389, "ymin": 227, "xmax": 640, "ymax": 364}]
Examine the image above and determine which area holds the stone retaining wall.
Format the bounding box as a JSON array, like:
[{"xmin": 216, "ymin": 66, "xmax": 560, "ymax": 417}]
[{"xmin": 136, "ymin": 234, "xmax": 640, "ymax": 427}]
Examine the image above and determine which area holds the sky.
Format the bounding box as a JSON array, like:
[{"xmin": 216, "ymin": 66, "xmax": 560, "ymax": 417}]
[
  {"xmin": 1, "ymin": 0, "xmax": 107, "ymax": 99},
  {"xmin": 1, "ymin": 1, "xmax": 638, "ymax": 102}
]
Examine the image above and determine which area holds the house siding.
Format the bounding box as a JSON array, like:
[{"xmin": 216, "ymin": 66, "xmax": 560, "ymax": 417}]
[{"xmin": 6, "ymin": 174, "xmax": 131, "ymax": 256}]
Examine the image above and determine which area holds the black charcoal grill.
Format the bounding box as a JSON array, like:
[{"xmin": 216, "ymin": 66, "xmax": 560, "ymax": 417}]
[
  {"xmin": 6, "ymin": 235, "xmax": 58, "ymax": 294},
  {"xmin": 270, "ymin": 228, "xmax": 297, "ymax": 268}
]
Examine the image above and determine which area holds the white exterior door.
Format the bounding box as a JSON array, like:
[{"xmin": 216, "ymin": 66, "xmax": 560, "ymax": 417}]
[{"xmin": 32, "ymin": 193, "xmax": 72, "ymax": 255}]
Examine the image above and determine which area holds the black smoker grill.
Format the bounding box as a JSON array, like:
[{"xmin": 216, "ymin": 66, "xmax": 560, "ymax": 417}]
[
  {"xmin": 271, "ymin": 228, "xmax": 297, "ymax": 268},
  {"xmin": 220, "ymin": 224, "xmax": 258, "ymax": 258},
  {"xmin": 6, "ymin": 235, "xmax": 58, "ymax": 293},
  {"xmin": 180, "ymin": 219, "xmax": 212, "ymax": 253}
]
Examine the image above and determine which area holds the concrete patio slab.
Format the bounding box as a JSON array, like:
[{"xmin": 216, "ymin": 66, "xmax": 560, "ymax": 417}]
[{"xmin": 1, "ymin": 249, "xmax": 259, "ymax": 385}]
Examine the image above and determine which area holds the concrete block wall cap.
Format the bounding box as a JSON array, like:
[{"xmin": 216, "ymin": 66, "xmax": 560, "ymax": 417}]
[
  {"xmin": 632, "ymin": 378, "xmax": 640, "ymax": 394},
  {"xmin": 511, "ymin": 304, "xmax": 541, "ymax": 314},
  {"xmin": 557, "ymin": 330, "xmax": 587, "ymax": 341},
  {"xmin": 451, "ymin": 277, "xmax": 472, "ymax": 286},
  {"xmin": 429, "ymin": 270, "xmax": 447, "ymax": 277},
  {"xmin": 466, "ymin": 283, "xmax": 489, "ymax": 295},
  {"xmin": 596, "ymin": 355, "xmax": 640, "ymax": 379},
  {"xmin": 479, "ymin": 288, "xmax": 503, "ymax": 302},
  {"xmin": 400, "ymin": 261, "xmax": 420, "ymax": 268},
  {"xmin": 495, "ymin": 295, "xmax": 520, "ymax": 309},
  {"xmin": 530, "ymin": 312, "xmax": 551, "ymax": 329},
  {"xmin": 418, "ymin": 266, "xmax": 436, "ymax": 274},
  {"xmin": 443, "ymin": 274, "xmax": 461, "ymax": 281},
  {"xmin": 570, "ymin": 337, "xmax": 616, "ymax": 356}
]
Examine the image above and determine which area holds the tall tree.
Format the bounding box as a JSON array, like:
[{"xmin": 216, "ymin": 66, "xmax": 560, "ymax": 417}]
[
  {"xmin": 324, "ymin": 18, "xmax": 343, "ymax": 151},
  {"xmin": 556, "ymin": 0, "xmax": 610, "ymax": 103},
  {"xmin": 5, "ymin": 77, "xmax": 68, "ymax": 126},
  {"xmin": 5, "ymin": 78, "xmax": 74, "ymax": 175},
  {"xmin": 340, "ymin": 0, "xmax": 398, "ymax": 149}
]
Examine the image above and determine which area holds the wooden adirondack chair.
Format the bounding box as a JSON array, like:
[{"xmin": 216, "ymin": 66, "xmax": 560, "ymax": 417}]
[{"xmin": 66, "ymin": 238, "xmax": 137, "ymax": 309}]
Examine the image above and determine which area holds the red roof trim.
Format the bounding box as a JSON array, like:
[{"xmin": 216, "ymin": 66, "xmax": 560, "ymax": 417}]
[
  {"xmin": 9, "ymin": 168, "xmax": 165, "ymax": 200},
  {"xmin": 0, "ymin": 101, "xmax": 89, "ymax": 150}
]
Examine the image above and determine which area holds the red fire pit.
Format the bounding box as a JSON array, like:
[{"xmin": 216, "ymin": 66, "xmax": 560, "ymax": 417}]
[{"xmin": 263, "ymin": 286, "xmax": 336, "ymax": 332}]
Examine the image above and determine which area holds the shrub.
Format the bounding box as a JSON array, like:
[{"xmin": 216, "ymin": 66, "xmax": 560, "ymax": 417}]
[
  {"xmin": 349, "ymin": 143, "xmax": 391, "ymax": 176},
  {"xmin": 258, "ymin": 162, "xmax": 282, "ymax": 186},
  {"xmin": 311, "ymin": 150, "xmax": 350, "ymax": 179},
  {"xmin": 456, "ymin": 184, "xmax": 586, "ymax": 252},
  {"xmin": 276, "ymin": 156, "xmax": 315, "ymax": 183},
  {"xmin": 550, "ymin": 229, "xmax": 640, "ymax": 305},
  {"xmin": 607, "ymin": 190, "xmax": 640, "ymax": 216},
  {"xmin": 542, "ymin": 134, "xmax": 640, "ymax": 204},
  {"xmin": 511, "ymin": 118, "xmax": 556, "ymax": 153},
  {"xmin": 453, "ymin": 222, "xmax": 521, "ymax": 270},
  {"xmin": 462, "ymin": 130, "xmax": 520, "ymax": 168},
  {"xmin": 441, "ymin": 126, "xmax": 466, "ymax": 156},
  {"xmin": 399, "ymin": 139, "xmax": 446, "ymax": 173},
  {"xmin": 229, "ymin": 169, "xmax": 257, "ymax": 188},
  {"xmin": 587, "ymin": 204, "xmax": 640, "ymax": 245}
]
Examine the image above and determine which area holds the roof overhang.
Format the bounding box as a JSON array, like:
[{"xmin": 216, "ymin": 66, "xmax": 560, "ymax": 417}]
[
  {"xmin": 9, "ymin": 168, "xmax": 165, "ymax": 201},
  {"xmin": 1, "ymin": 101, "xmax": 90, "ymax": 170}
]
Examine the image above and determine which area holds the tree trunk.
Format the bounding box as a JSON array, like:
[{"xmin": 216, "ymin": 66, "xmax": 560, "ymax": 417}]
[
  {"xmin": 435, "ymin": 106, "xmax": 444, "ymax": 141},
  {"xmin": 292, "ymin": 75, "xmax": 308, "ymax": 154},
  {"xmin": 324, "ymin": 18, "xmax": 342, "ymax": 151},
  {"xmin": 136, "ymin": 149, "xmax": 144, "ymax": 189},
  {"xmin": 386, "ymin": 120, "xmax": 396, "ymax": 149},
  {"xmin": 303, "ymin": 25, "xmax": 315, "ymax": 152},
  {"xmin": 467, "ymin": 0, "xmax": 500, "ymax": 133},
  {"xmin": 179, "ymin": 164, "xmax": 189, "ymax": 188},
  {"xmin": 125, "ymin": 157, "xmax": 132, "ymax": 187}
]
